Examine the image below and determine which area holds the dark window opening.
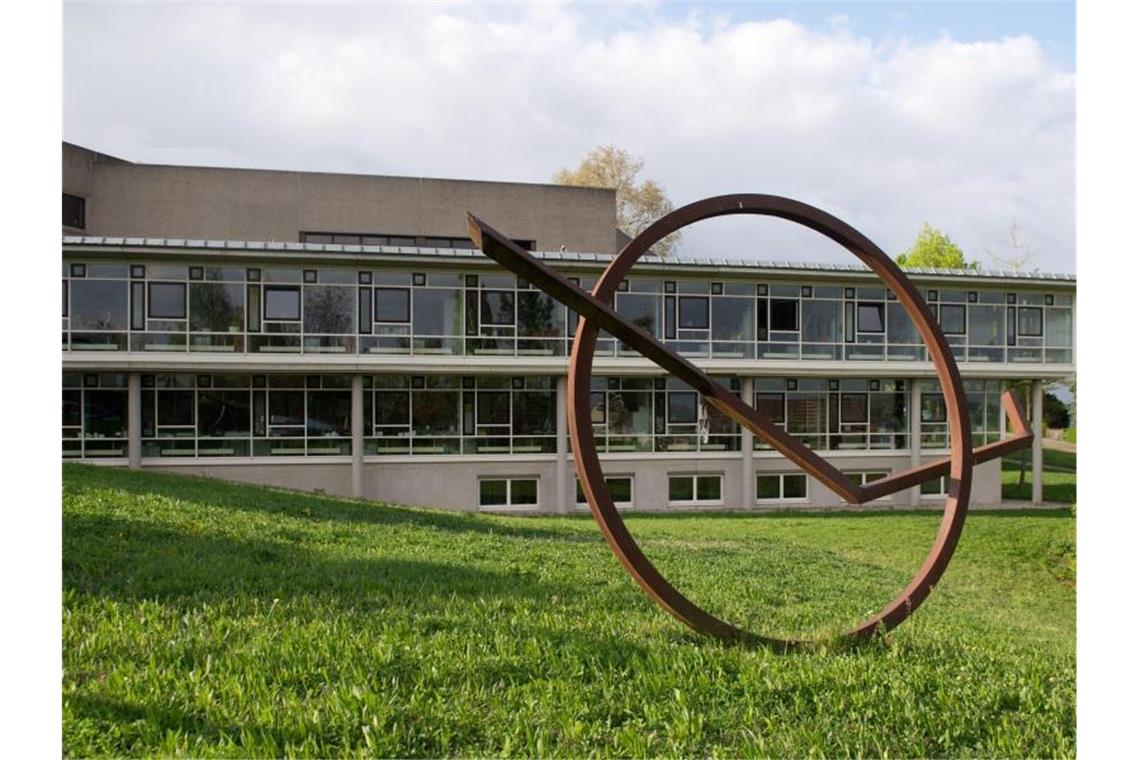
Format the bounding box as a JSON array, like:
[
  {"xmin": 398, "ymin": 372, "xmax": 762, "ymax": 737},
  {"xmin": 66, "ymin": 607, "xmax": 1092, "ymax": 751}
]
[
  {"xmin": 770, "ymin": 299, "xmax": 798, "ymax": 331},
  {"xmin": 857, "ymin": 302, "xmax": 885, "ymax": 333},
  {"xmin": 63, "ymin": 193, "xmax": 86, "ymax": 229}
]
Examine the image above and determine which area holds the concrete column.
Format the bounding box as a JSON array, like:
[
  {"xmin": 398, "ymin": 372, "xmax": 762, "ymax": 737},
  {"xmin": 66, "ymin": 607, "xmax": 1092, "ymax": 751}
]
[
  {"xmin": 128, "ymin": 372, "xmax": 141, "ymax": 470},
  {"xmin": 351, "ymin": 374, "xmax": 363, "ymax": 499},
  {"xmin": 555, "ymin": 375, "xmax": 569, "ymax": 513},
  {"xmin": 1032, "ymin": 379, "xmax": 1044, "ymax": 505},
  {"xmin": 908, "ymin": 378, "xmax": 922, "ymax": 507},
  {"xmin": 740, "ymin": 377, "xmax": 754, "ymax": 509}
]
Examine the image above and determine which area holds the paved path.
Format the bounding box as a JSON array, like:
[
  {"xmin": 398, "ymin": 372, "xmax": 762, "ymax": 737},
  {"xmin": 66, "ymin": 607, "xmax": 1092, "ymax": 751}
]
[{"xmin": 1044, "ymin": 438, "xmax": 1076, "ymax": 454}]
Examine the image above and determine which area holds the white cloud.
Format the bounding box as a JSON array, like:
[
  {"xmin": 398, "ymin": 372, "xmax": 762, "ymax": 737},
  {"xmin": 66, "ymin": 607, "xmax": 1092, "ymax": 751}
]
[{"xmin": 63, "ymin": 2, "xmax": 1074, "ymax": 271}]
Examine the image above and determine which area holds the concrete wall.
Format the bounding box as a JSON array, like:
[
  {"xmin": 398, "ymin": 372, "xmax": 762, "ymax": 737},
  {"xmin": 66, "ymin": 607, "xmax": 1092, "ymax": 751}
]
[
  {"xmin": 63, "ymin": 143, "xmax": 618, "ymax": 253},
  {"xmin": 141, "ymin": 453, "xmax": 1004, "ymax": 513}
]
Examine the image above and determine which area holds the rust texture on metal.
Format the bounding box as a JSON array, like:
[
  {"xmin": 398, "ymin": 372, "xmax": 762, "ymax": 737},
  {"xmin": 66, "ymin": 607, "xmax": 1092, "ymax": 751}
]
[{"xmin": 466, "ymin": 194, "xmax": 1033, "ymax": 649}]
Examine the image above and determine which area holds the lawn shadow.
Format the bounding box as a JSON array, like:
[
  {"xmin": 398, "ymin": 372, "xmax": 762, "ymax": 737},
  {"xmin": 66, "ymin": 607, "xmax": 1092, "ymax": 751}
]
[
  {"xmin": 64, "ymin": 511, "xmax": 582, "ymax": 610},
  {"xmin": 64, "ymin": 463, "xmax": 600, "ymax": 544}
]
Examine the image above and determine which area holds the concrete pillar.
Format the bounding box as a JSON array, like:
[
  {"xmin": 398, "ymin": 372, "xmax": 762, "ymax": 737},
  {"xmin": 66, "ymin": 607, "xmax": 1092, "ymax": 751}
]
[
  {"xmin": 351, "ymin": 374, "xmax": 363, "ymax": 499},
  {"xmin": 908, "ymin": 378, "xmax": 922, "ymax": 507},
  {"xmin": 555, "ymin": 375, "xmax": 569, "ymax": 513},
  {"xmin": 740, "ymin": 377, "xmax": 754, "ymax": 509},
  {"xmin": 128, "ymin": 372, "xmax": 141, "ymax": 469},
  {"xmin": 1032, "ymin": 379, "xmax": 1044, "ymax": 505}
]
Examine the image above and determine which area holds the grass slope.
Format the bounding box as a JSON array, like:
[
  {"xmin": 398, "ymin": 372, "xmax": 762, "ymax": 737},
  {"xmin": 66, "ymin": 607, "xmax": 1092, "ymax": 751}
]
[{"xmin": 63, "ymin": 465, "xmax": 1075, "ymax": 757}]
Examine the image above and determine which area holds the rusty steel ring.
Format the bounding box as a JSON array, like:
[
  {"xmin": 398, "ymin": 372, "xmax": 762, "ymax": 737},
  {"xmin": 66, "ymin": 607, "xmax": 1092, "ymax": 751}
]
[{"xmin": 467, "ymin": 194, "xmax": 1032, "ymax": 650}]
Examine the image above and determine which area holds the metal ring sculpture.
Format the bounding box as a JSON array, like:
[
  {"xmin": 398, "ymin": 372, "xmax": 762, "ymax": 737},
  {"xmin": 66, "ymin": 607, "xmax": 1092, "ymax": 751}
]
[{"xmin": 468, "ymin": 194, "xmax": 1032, "ymax": 649}]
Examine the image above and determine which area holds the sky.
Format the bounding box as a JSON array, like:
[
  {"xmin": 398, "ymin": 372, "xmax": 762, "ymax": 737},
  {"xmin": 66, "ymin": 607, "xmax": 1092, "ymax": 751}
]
[{"xmin": 63, "ymin": 1, "xmax": 1075, "ymax": 273}]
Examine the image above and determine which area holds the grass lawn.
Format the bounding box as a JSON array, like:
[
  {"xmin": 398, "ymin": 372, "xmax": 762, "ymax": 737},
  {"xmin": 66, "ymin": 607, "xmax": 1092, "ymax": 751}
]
[
  {"xmin": 63, "ymin": 464, "xmax": 1075, "ymax": 757},
  {"xmin": 1002, "ymin": 448, "xmax": 1076, "ymax": 503}
]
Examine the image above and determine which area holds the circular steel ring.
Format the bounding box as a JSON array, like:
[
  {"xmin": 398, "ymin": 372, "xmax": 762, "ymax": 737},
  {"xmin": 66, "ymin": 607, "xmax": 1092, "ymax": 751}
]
[{"xmin": 568, "ymin": 194, "xmax": 973, "ymax": 649}]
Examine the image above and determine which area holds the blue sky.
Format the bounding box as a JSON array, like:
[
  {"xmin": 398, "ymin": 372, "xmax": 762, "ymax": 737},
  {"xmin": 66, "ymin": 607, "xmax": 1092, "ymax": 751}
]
[{"xmin": 651, "ymin": 2, "xmax": 1074, "ymax": 68}]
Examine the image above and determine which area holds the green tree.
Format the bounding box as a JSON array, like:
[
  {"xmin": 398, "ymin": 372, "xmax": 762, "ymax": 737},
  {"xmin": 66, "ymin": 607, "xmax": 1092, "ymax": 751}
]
[
  {"xmin": 554, "ymin": 144, "xmax": 678, "ymax": 256},
  {"xmin": 896, "ymin": 223, "xmax": 979, "ymax": 270},
  {"xmin": 1044, "ymin": 392, "xmax": 1071, "ymax": 430}
]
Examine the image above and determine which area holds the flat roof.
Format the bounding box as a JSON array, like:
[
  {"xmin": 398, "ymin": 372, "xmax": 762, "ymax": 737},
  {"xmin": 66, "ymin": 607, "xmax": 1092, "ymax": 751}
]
[{"xmin": 62, "ymin": 236, "xmax": 1076, "ymax": 285}]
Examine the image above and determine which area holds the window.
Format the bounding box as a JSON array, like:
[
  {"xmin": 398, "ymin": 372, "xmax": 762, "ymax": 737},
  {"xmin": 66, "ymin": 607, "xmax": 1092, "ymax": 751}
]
[
  {"xmin": 264, "ymin": 286, "xmax": 301, "ymax": 320},
  {"xmin": 148, "ymin": 282, "xmax": 187, "ymax": 319},
  {"xmin": 678, "ymin": 296, "xmax": 709, "ymax": 329},
  {"xmin": 63, "ymin": 193, "xmax": 85, "ymax": 229},
  {"xmin": 857, "ymin": 303, "xmax": 885, "ymax": 332},
  {"xmin": 1018, "ymin": 306, "xmax": 1043, "ymax": 337},
  {"xmin": 939, "ymin": 304, "xmax": 966, "ymax": 335},
  {"xmin": 69, "ymin": 280, "xmax": 128, "ymax": 330},
  {"xmin": 770, "ymin": 299, "xmax": 798, "ymax": 331},
  {"xmin": 375, "ymin": 288, "xmax": 410, "ymax": 322},
  {"xmin": 576, "ymin": 476, "xmax": 633, "ymax": 507},
  {"xmin": 479, "ymin": 478, "xmax": 539, "ymax": 508},
  {"xmin": 920, "ymin": 476, "xmax": 948, "ymax": 496},
  {"xmin": 480, "ymin": 290, "xmax": 515, "ymax": 325},
  {"xmin": 668, "ymin": 474, "xmax": 722, "ymax": 504},
  {"xmin": 756, "ymin": 473, "xmax": 808, "ymax": 501}
]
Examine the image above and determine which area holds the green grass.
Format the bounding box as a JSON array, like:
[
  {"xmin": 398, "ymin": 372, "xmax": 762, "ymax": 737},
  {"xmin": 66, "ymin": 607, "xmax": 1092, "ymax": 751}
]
[
  {"xmin": 1062, "ymin": 427, "xmax": 1076, "ymax": 444},
  {"xmin": 63, "ymin": 464, "xmax": 1075, "ymax": 757},
  {"xmin": 1001, "ymin": 448, "xmax": 1076, "ymax": 503}
]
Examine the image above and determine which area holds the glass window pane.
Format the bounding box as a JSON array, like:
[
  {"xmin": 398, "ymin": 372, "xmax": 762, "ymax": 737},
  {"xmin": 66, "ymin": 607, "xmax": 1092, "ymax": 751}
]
[
  {"xmin": 1018, "ymin": 307, "xmax": 1043, "ymax": 336},
  {"xmin": 517, "ymin": 291, "xmax": 565, "ymax": 337},
  {"xmin": 480, "ymin": 479, "xmax": 508, "ymax": 506},
  {"xmin": 511, "ymin": 479, "xmax": 538, "ymax": 505},
  {"xmin": 668, "ymin": 476, "xmax": 693, "ymax": 502},
  {"xmin": 268, "ymin": 391, "xmax": 305, "ymax": 428},
  {"xmin": 696, "ymin": 476, "xmax": 721, "ymax": 501},
  {"xmin": 756, "ymin": 474, "xmax": 780, "ymax": 499},
  {"xmin": 857, "ymin": 303, "xmax": 884, "ymax": 332},
  {"xmin": 83, "ymin": 390, "xmax": 127, "ymax": 437},
  {"xmin": 157, "ymin": 390, "xmax": 194, "ymax": 426},
  {"xmin": 968, "ymin": 305, "xmax": 1003, "ymax": 347},
  {"xmin": 375, "ymin": 288, "xmax": 410, "ymax": 322},
  {"xmin": 480, "ymin": 291, "xmax": 514, "ymax": 325},
  {"xmin": 265, "ymin": 287, "xmax": 301, "ymax": 320},
  {"xmin": 189, "ymin": 283, "xmax": 244, "ymax": 332},
  {"xmin": 1046, "ymin": 308, "xmax": 1073, "ymax": 347},
  {"xmin": 783, "ymin": 474, "xmax": 807, "ymax": 499},
  {"xmin": 413, "ymin": 392, "xmax": 459, "ymax": 434},
  {"xmin": 939, "ymin": 304, "xmax": 966, "ymax": 335},
  {"xmin": 512, "ymin": 390, "xmax": 554, "ymax": 435},
  {"xmin": 802, "ymin": 300, "xmax": 841, "ymax": 343},
  {"xmin": 771, "ymin": 299, "xmax": 798, "ymax": 331},
  {"xmin": 711, "ymin": 297, "xmax": 754, "ymax": 341},
  {"xmin": 148, "ymin": 283, "xmax": 186, "ymax": 319},
  {"xmin": 304, "ymin": 286, "xmax": 355, "ymax": 333},
  {"xmin": 478, "ymin": 391, "xmax": 511, "ymax": 425},
  {"xmin": 70, "ymin": 280, "xmax": 128, "ymax": 330},
  {"xmin": 375, "ymin": 391, "xmax": 409, "ymax": 426},
  {"xmin": 307, "ymin": 391, "xmax": 351, "ymax": 436},
  {"xmin": 198, "ymin": 390, "xmax": 250, "ymax": 436},
  {"xmin": 678, "ymin": 296, "xmax": 708, "ymax": 329},
  {"xmin": 667, "ymin": 392, "xmax": 697, "ymax": 424},
  {"xmin": 618, "ymin": 293, "xmax": 663, "ymax": 335},
  {"xmin": 607, "ymin": 477, "xmax": 632, "ymax": 503},
  {"xmin": 413, "ymin": 289, "xmax": 463, "ymax": 336}
]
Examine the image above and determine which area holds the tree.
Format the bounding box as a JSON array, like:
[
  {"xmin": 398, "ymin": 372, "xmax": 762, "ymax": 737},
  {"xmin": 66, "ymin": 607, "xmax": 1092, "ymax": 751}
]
[
  {"xmin": 554, "ymin": 144, "xmax": 679, "ymax": 256},
  {"xmin": 1043, "ymin": 392, "xmax": 1070, "ymax": 430},
  {"xmin": 987, "ymin": 218, "xmax": 1037, "ymax": 273},
  {"xmin": 896, "ymin": 223, "xmax": 979, "ymax": 270}
]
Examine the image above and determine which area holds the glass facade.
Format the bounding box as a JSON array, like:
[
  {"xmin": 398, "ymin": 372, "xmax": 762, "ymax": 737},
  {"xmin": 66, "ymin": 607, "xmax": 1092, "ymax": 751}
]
[
  {"xmin": 62, "ymin": 260, "xmax": 1075, "ymax": 364},
  {"xmin": 65, "ymin": 371, "xmax": 1020, "ymax": 461}
]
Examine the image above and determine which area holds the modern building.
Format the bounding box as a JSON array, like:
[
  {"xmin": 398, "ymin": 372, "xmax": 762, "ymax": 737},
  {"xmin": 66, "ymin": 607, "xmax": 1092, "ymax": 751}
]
[{"xmin": 62, "ymin": 142, "xmax": 1075, "ymax": 512}]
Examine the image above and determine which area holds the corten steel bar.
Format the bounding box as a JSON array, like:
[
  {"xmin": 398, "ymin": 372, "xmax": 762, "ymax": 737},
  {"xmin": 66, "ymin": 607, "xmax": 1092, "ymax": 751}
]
[{"xmin": 466, "ymin": 194, "xmax": 1033, "ymax": 649}]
